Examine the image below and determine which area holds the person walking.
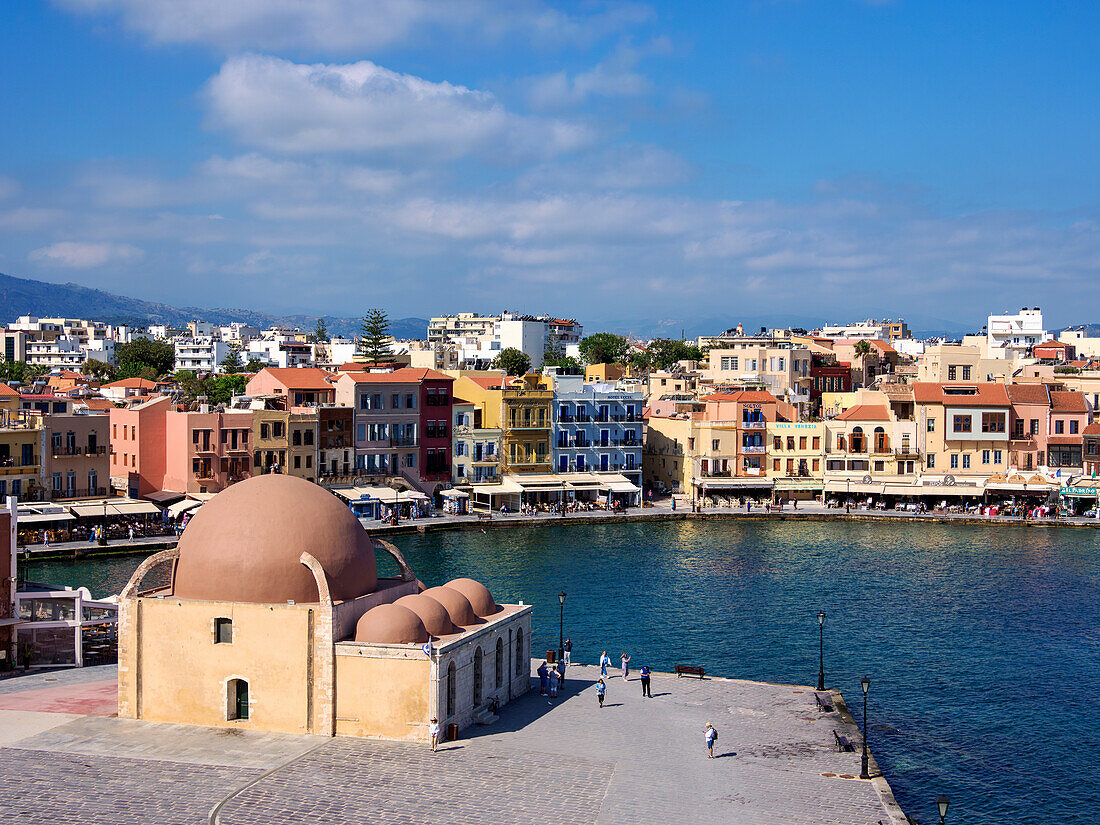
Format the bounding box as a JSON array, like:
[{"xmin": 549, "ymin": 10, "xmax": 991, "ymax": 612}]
[
  {"xmin": 620, "ymin": 653, "xmax": 631, "ymax": 680},
  {"xmin": 596, "ymin": 678, "xmax": 606, "ymax": 708},
  {"xmin": 600, "ymin": 651, "xmax": 611, "ymax": 676},
  {"xmin": 537, "ymin": 661, "xmax": 549, "ymax": 696},
  {"xmin": 556, "ymin": 658, "xmax": 566, "ymax": 689},
  {"xmin": 128, "ymin": 525, "xmax": 134, "ymax": 542},
  {"xmin": 563, "ymin": 637, "xmax": 572, "ymax": 666},
  {"xmin": 548, "ymin": 667, "xmax": 559, "ymax": 699},
  {"xmin": 429, "ymin": 717, "xmax": 440, "ymax": 752},
  {"xmin": 705, "ymin": 723, "xmax": 718, "ymax": 758},
  {"xmin": 640, "ymin": 665, "xmax": 651, "ymax": 697}
]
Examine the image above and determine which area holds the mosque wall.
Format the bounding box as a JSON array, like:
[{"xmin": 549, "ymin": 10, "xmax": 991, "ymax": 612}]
[
  {"xmin": 121, "ymin": 597, "xmax": 321, "ymax": 735},
  {"xmin": 334, "ymin": 646, "xmax": 430, "ymax": 741}
]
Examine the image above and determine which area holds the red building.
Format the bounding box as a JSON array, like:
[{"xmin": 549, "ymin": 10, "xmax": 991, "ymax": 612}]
[
  {"xmin": 810, "ymin": 354, "xmax": 852, "ymax": 408},
  {"xmin": 419, "ymin": 371, "xmax": 454, "ymax": 487}
]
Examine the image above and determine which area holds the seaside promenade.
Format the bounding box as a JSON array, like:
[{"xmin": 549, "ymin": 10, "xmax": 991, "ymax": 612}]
[{"xmin": 0, "ymin": 662, "xmax": 906, "ymax": 825}]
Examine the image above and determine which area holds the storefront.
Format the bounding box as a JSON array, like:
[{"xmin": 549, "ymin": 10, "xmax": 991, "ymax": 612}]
[{"xmin": 439, "ymin": 488, "xmax": 469, "ymax": 515}]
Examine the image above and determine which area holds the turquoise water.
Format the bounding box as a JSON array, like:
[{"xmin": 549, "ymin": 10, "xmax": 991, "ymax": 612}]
[{"xmin": 25, "ymin": 520, "xmax": 1100, "ymax": 825}]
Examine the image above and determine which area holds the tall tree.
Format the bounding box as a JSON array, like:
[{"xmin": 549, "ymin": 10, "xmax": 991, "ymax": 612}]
[
  {"xmin": 492, "ymin": 347, "xmax": 531, "ymax": 376},
  {"xmin": 648, "ymin": 339, "xmax": 704, "ymax": 371},
  {"xmin": 221, "ymin": 342, "xmax": 243, "ymax": 371},
  {"xmin": 312, "ymin": 317, "xmax": 329, "ymax": 343},
  {"xmin": 356, "ymin": 309, "xmax": 395, "ymax": 364},
  {"xmin": 578, "ymin": 332, "xmax": 629, "ymax": 365},
  {"xmin": 116, "ymin": 338, "xmax": 175, "ymax": 379},
  {"xmin": 83, "ymin": 359, "xmax": 116, "ymax": 381}
]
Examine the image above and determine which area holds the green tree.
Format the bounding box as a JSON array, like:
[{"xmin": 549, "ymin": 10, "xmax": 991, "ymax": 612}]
[
  {"xmin": 492, "ymin": 347, "xmax": 531, "ymax": 376},
  {"xmin": 854, "ymin": 339, "xmax": 873, "ymax": 358},
  {"xmin": 311, "ymin": 317, "xmax": 329, "ymax": 343},
  {"xmin": 647, "ymin": 339, "xmax": 704, "ymax": 371},
  {"xmin": 244, "ymin": 358, "xmax": 265, "ymax": 373},
  {"xmin": 211, "ymin": 374, "xmax": 250, "ymax": 405},
  {"xmin": 220, "ymin": 342, "xmax": 243, "ymax": 371},
  {"xmin": 356, "ymin": 308, "xmax": 395, "ymax": 364},
  {"xmin": 116, "ymin": 338, "xmax": 175, "ymax": 379},
  {"xmin": 627, "ymin": 350, "xmax": 652, "ymax": 373},
  {"xmin": 542, "ymin": 341, "xmax": 583, "ymax": 374},
  {"xmin": 0, "ymin": 360, "xmax": 32, "ymax": 384},
  {"xmin": 578, "ymin": 332, "xmax": 629, "ymax": 365},
  {"xmin": 83, "ymin": 359, "xmax": 116, "ymax": 381}
]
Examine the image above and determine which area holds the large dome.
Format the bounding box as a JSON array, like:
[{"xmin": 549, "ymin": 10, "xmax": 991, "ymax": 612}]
[{"xmin": 173, "ymin": 474, "xmax": 378, "ymax": 603}]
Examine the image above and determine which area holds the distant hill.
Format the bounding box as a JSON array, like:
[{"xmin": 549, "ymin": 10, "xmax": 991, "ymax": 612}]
[{"xmin": 0, "ymin": 271, "xmax": 427, "ymax": 340}]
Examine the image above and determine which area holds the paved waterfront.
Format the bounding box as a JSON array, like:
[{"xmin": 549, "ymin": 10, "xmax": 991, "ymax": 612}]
[{"xmin": 0, "ymin": 663, "xmax": 904, "ymax": 825}]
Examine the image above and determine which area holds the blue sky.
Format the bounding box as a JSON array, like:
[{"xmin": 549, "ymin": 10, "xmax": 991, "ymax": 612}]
[{"xmin": 1, "ymin": 0, "xmax": 1098, "ymax": 329}]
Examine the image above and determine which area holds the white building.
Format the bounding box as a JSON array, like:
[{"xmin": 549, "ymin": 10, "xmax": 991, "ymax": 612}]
[
  {"xmin": 245, "ymin": 337, "xmax": 314, "ymax": 369},
  {"xmin": 986, "ymin": 307, "xmax": 1049, "ymax": 360},
  {"xmin": 219, "ymin": 323, "xmax": 260, "ymax": 344},
  {"xmin": 175, "ymin": 338, "xmax": 232, "ymax": 373},
  {"xmin": 428, "ymin": 312, "xmax": 582, "ymax": 371}
]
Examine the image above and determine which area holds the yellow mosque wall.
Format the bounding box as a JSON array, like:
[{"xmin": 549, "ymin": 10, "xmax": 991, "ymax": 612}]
[{"xmin": 335, "ymin": 647, "xmax": 431, "ymax": 741}]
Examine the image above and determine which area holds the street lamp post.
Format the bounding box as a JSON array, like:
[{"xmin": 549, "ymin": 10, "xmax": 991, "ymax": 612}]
[
  {"xmin": 816, "ymin": 611, "xmax": 826, "ymax": 690},
  {"xmin": 691, "ymin": 476, "xmax": 696, "ymax": 513},
  {"xmin": 557, "ymin": 592, "xmax": 566, "ymax": 663},
  {"xmin": 936, "ymin": 794, "xmax": 950, "ymax": 825},
  {"xmin": 859, "ymin": 675, "xmax": 871, "ymax": 779}
]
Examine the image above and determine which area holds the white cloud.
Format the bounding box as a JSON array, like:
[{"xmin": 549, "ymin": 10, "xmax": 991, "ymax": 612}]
[
  {"xmin": 54, "ymin": 0, "xmax": 651, "ymax": 53},
  {"xmin": 525, "ymin": 37, "xmax": 671, "ymax": 109},
  {"xmin": 203, "ymin": 54, "xmax": 593, "ymax": 161},
  {"xmin": 28, "ymin": 241, "xmax": 144, "ymax": 268}
]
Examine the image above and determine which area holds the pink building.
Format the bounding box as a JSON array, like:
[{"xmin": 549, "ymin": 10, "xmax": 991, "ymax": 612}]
[
  {"xmin": 110, "ymin": 396, "xmax": 253, "ymax": 498},
  {"xmin": 1007, "ymin": 385, "xmax": 1089, "ymax": 472},
  {"xmin": 244, "ymin": 368, "xmax": 335, "ymax": 406}
]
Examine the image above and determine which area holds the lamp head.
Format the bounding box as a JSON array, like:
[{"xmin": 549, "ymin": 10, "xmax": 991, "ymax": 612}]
[
  {"xmin": 558, "ymin": 591, "xmax": 566, "ymax": 605},
  {"xmin": 932, "ymin": 796, "xmax": 950, "ymax": 822},
  {"xmin": 860, "ymin": 675, "xmax": 870, "ymax": 694},
  {"xmin": 817, "ymin": 610, "xmax": 826, "ymax": 626}
]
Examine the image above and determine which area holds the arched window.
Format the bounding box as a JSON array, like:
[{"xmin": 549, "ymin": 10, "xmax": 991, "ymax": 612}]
[
  {"xmin": 851, "ymin": 426, "xmax": 865, "ymax": 453},
  {"xmin": 874, "ymin": 426, "xmax": 888, "ymax": 453},
  {"xmin": 227, "ymin": 678, "xmax": 249, "ymax": 720},
  {"xmin": 515, "ymin": 628, "xmax": 524, "ymax": 676},
  {"xmin": 473, "ymin": 647, "xmax": 483, "ymax": 706},
  {"xmin": 446, "ymin": 662, "xmax": 456, "ymax": 717},
  {"xmin": 495, "ymin": 637, "xmax": 504, "ymax": 689}
]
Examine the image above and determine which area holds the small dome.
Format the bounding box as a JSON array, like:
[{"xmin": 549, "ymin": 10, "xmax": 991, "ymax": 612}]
[
  {"xmin": 421, "ymin": 586, "xmax": 479, "ymax": 627},
  {"xmin": 355, "ymin": 604, "xmax": 428, "ymax": 644},
  {"xmin": 394, "ymin": 594, "xmax": 456, "ymax": 637},
  {"xmin": 173, "ymin": 474, "xmax": 378, "ymax": 604},
  {"xmin": 445, "ymin": 578, "xmax": 499, "ymax": 618}
]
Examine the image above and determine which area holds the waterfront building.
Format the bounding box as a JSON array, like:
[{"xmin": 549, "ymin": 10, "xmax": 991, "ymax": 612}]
[
  {"xmin": 333, "ymin": 368, "xmax": 454, "ymax": 494},
  {"xmin": 110, "ymin": 396, "xmax": 252, "ymax": 498},
  {"xmin": 501, "ymin": 376, "xmax": 553, "ymax": 475},
  {"xmin": 766, "ymin": 420, "xmax": 825, "ymax": 500},
  {"xmin": 1084, "ymin": 423, "xmax": 1100, "ymax": 477},
  {"xmin": 118, "ymin": 475, "xmax": 531, "ymax": 741},
  {"xmin": 641, "ymin": 413, "xmax": 688, "ymax": 494},
  {"xmin": 552, "ymin": 374, "xmax": 643, "ymax": 486},
  {"xmin": 317, "ymin": 406, "xmax": 354, "ymax": 483},
  {"xmin": 0, "ymin": 411, "xmax": 43, "ymax": 502},
  {"xmin": 174, "ymin": 337, "xmax": 232, "ymax": 373},
  {"xmin": 40, "ymin": 413, "xmax": 109, "ymax": 501},
  {"xmin": 245, "ymin": 367, "xmax": 335, "ymax": 406},
  {"xmin": 452, "ymin": 399, "xmax": 501, "ymax": 485},
  {"xmin": 1006, "ymin": 385, "xmax": 1089, "ymax": 473},
  {"xmin": 702, "ymin": 342, "xmax": 812, "ymax": 411},
  {"xmin": 251, "ymin": 402, "xmax": 319, "ymax": 481},
  {"xmin": 913, "ymin": 382, "xmax": 1011, "ymax": 485},
  {"xmin": 916, "ymin": 344, "xmax": 1014, "ymax": 384}
]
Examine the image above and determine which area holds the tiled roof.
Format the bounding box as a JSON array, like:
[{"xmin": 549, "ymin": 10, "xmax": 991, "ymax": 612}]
[
  {"xmin": 1050, "ymin": 391, "xmax": 1088, "ymax": 412},
  {"xmin": 0, "ymin": 383, "xmax": 20, "ymax": 398},
  {"xmin": 462, "ymin": 375, "xmax": 506, "ymax": 390},
  {"xmin": 1083, "ymin": 423, "xmax": 1100, "ymax": 435},
  {"xmin": 700, "ymin": 390, "xmax": 779, "ymax": 404},
  {"xmin": 1007, "ymin": 384, "xmax": 1050, "ymax": 404},
  {"xmin": 339, "ymin": 367, "xmax": 452, "ymax": 384},
  {"xmin": 103, "ymin": 377, "xmax": 157, "ymax": 390},
  {"xmin": 912, "ymin": 382, "xmax": 1010, "ymax": 406},
  {"xmin": 256, "ymin": 367, "xmax": 334, "ymax": 390},
  {"xmin": 835, "ymin": 404, "xmax": 890, "ymax": 421}
]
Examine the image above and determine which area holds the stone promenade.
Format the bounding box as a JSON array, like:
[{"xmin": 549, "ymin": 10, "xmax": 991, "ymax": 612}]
[{"xmin": 0, "ymin": 664, "xmax": 906, "ymax": 824}]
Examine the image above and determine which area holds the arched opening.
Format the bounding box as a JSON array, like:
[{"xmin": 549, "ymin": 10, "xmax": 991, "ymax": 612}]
[
  {"xmin": 473, "ymin": 647, "xmax": 484, "ymax": 706},
  {"xmin": 515, "ymin": 628, "xmax": 524, "ymax": 676},
  {"xmin": 227, "ymin": 678, "xmax": 249, "ymax": 720},
  {"xmin": 446, "ymin": 662, "xmax": 456, "ymax": 717},
  {"xmin": 495, "ymin": 637, "xmax": 504, "ymax": 689},
  {"xmin": 851, "ymin": 427, "xmax": 865, "ymax": 453},
  {"xmin": 874, "ymin": 427, "xmax": 888, "ymax": 453}
]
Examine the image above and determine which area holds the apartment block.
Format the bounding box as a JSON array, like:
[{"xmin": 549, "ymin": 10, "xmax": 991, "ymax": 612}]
[
  {"xmin": 40, "ymin": 413, "xmax": 109, "ymax": 501},
  {"xmin": 913, "ymin": 383, "xmax": 1011, "ymax": 483},
  {"xmin": 0, "ymin": 412, "xmax": 43, "ymax": 502},
  {"xmin": 452, "ymin": 400, "xmax": 501, "ymax": 485},
  {"xmin": 552, "ymin": 374, "xmax": 643, "ymax": 484}
]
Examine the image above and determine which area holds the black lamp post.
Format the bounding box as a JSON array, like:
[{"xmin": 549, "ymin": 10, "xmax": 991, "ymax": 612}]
[
  {"xmin": 859, "ymin": 675, "xmax": 871, "ymax": 779},
  {"xmin": 558, "ymin": 591, "xmax": 566, "ymax": 663},
  {"xmin": 816, "ymin": 611, "xmax": 826, "ymax": 690},
  {"xmin": 936, "ymin": 794, "xmax": 950, "ymax": 825}
]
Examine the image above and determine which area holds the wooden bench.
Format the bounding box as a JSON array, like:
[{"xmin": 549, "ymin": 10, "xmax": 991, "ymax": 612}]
[
  {"xmin": 814, "ymin": 692, "xmax": 835, "ymax": 712},
  {"xmin": 476, "ymin": 512, "xmax": 493, "ymax": 521},
  {"xmin": 675, "ymin": 664, "xmax": 705, "ymax": 679},
  {"xmin": 832, "ymin": 730, "xmax": 855, "ymax": 752}
]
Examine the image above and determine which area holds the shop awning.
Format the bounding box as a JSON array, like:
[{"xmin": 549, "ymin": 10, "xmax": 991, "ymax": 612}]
[
  {"xmin": 17, "ymin": 511, "xmax": 76, "ymax": 524},
  {"xmin": 824, "ymin": 481, "xmax": 884, "ymax": 494},
  {"xmin": 599, "ymin": 479, "xmax": 641, "ymax": 494},
  {"xmin": 700, "ymin": 477, "xmax": 774, "ymax": 489},
  {"xmin": 773, "ymin": 479, "xmax": 824, "ymax": 491},
  {"xmin": 145, "ymin": 490, "xmax": 185, "ymax": 504},
  {"xmin": 167, "ymin": 499, "xmax": 203, "ymax": 518},
  {"xmin": 439, "ymin": 489, "xmax": 469, "ymax": 499},
  {"xmin": 111, "ymin": 501, "xmax": 160, "ymax": 516},
  {"xmin": 468, "ymin": 479, "xmax": 524, "ymax": 497},
  {"xmin": 69, "ymin": 499, "xmax": 160, "ymax": 518}
]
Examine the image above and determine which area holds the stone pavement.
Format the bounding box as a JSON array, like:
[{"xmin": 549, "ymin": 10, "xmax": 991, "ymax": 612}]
[{"xmin": 0, "ymin": 662, "xmax": 906, "ymax": 825}]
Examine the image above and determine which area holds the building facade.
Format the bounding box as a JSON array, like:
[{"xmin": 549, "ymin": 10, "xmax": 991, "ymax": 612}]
[
  {"xmin": 552, "ymin": 375, "xmax": 643, "ymax": 485},
  {"xmin": 40, "ymin": 413, "xmax": 109, "ymax": 501}
]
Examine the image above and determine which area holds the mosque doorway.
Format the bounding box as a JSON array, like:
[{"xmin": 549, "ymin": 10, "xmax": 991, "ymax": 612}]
[{"xmin": 228, "ymin": 678, "xmax": 249, "ymax": 720}]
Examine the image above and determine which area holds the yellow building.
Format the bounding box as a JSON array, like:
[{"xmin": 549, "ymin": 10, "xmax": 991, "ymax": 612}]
[
  {"xmin": 0, "ymin": 411, "xmax": 42, "ymax": 502},
  {"xmin": 118, "ymin": 475, "xmax": 531, "ymax": 742},
  {"xmin": 642, "ymin": 414, "xmax": 691, "ymax": 493},
  {"xmin": 501, "ymin": 377, "xmax": 553, "ymax": 474},
  {"xmin": 766, "ymin": 422, "xmax": 825, "ymax": 500}
]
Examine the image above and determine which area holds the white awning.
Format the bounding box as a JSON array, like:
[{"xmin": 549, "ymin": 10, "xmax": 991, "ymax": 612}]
[
  {"xmin": 167, "ymin": 499, "xmax": 203, "ymax": 518},
  {"xmin": 700, "ymin": 478, "xmax": 774, "ymax": 489},
  {"xmin": 824, "ymin": 481, "xmax": 884, "ymax": 494},
  {"xmin": 69, "ymin": 499, "xmax": 160, "ymax": 518},
  {"xmin": 600, "ymin": 480, "xmax": 640, "ymax": 494},
  {"xmin": 439, "ymin": 489, "xmax": 469, "ymax": 499},
  {"xmin": 110, "ymin": 501, "xmax": 160, "ymax": 516},
  {"xmin": 17, "ymin": 512, "xmax": 75, "ymax": 524}
]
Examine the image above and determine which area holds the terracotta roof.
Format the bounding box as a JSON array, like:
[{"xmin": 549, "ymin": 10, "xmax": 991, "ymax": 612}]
[
  {"xmin": 339, "ymin": 367, "xmax": 452, "ymax": 384},
  {"xmin": 870, "ymin": 340, "xmax": 897, "ymax": 354},
  {"xmin": 462, "ymin": 374, "xmax": 505, "ymax": 390},
  {"xmin": 0, "ymin": 384, "xmax": 20, "ymax": 398},
  {"xmin": 1007, "ymin": 384, "xmax": 1050, "ymax": 404},
  {"xmin": 1047, "ymin": 435, "xmax": 1083, "ymax": 445},
  {"xmin": 78, "ymin": 397, "xmax": 115, "ymax": 411},
  {"xmin": 700, "ymin": 390, "xmax": 779, "ymax": 404},
  {"xmin": 255, "ymin": 367, "xmax": 334, "ymax": 391},
  {"xmin": 835, "ymin": 404, "xmax": 890, "ymax": 421},
  {"xmin": 103, "ymin": 377, "xmax": 157, "ymax": 390},
  {"xmin": 452, "ymin": 397, "xmax": 472, "ymax": 405},
  {"xmin": 1083, "ymin": 423, "xmax": 1100, "ymax": 435},
  {"xmin": 1050, "ymin": 391, "xmax": 1088, "ymax": 412},
  {"xmin": 912, "ymin": 382, "xmax": 1010, "ymax": 406},
  {"xmin": 49, "ymin": 370, "xmax": 85, "ymax": 380}
]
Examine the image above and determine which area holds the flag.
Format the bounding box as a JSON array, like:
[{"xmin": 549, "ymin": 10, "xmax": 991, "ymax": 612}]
[{"xmin": 422, "ymin": 643, "xmax": 432, "ymax": 658}]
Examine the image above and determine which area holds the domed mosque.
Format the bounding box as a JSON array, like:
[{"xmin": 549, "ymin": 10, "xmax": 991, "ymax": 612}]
[{"xmin": 117, "ymin": 475, "xmax": 532, "ymax": 743}]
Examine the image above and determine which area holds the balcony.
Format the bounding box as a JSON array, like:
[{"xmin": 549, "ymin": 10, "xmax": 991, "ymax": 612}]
[
  {"xmin": 741, "ymin": 445, "xmax": 766, "ymax": 454},
  {"xmin": 0, "ymin": 458, "xmax": 38, "ymax": 475},
  {"xmin": 894, "ymin": 448, "xmax": 921, "ymax": 459},
  {"xmin": 389, "ymin": 437, "xmax": 419, "ymax": 448},
  {"xmin": 51, "ymin": 445, "xmax": 107, "ymax": 458},
  {"xmin": 742, "ymin": 420, "xmax": 766, "ymax": 429},
  {"xmin": 505, "ymin": 422, "xmax": 551, "ymax": 431}
]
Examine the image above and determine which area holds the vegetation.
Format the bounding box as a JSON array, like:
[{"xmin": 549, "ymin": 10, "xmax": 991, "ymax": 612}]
[
  {"xmin": 220, "ymin": 342, "xmax": 243, "ymax": 371},
  {"xmin": 82, "ymin": 359, "xmax": 116, "ymax": 381},
  {"xmin": 578, "ymin": 332, "xmax": 629, "ymax": 365},
  {"xmin": 356, "ymin": 308, "xmax": 395, "ymax": 364},
  {"xmin": 244, "ymin": 357, "xmax": 265, "ymax": 373},
  {"xmin": 0, "ymin": 360, "xmax": 47, "ymax": 384},
  {"xmin": 115, "ymin": 338, "xmax": 175, "ymax": 379},
  {"xmin": 853, "ymin": 339, "xmax": 874, "ymax": 358},
  {"xmin": 172, "ymin": 370, "xmax": 250, "ymax": 405},
  {"xmin": 492, "ymin": 347, "xmax": 531, "ymax": 376},
  {"xmin": 311, "ymin": 318, "xmax": 329, "ymax": 343},
  {"xmin": 542, "ymin": 342, "xmax": 583, "ymax": 375},
  {"xmin": 644, "ymin": 339, "xmax": 705, "ymax": 371}
]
